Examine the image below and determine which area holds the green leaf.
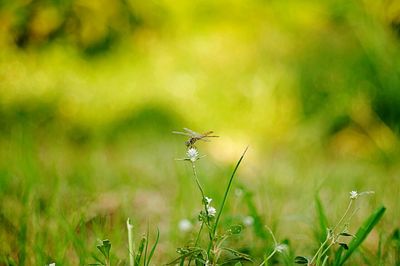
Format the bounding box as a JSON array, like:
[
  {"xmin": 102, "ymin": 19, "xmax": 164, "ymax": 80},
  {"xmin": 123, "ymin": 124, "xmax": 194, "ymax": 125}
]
[
  {"xmin": 219, "ymin": 247, "xmax": 253, "ymax": 262},
  {"xmin": 294, "ymin": 256, "xmax": 308, "ymax": 264},
  {"xmin": 234, "ymin": 262, "xmax": 243, "ymax": 266},
  {"xmin": 96, "ymin": 239, "xmax": 111, "ymax": 260},
  {"xmin": 338, "ymin": 205, "xmax": 386, "ymax": 265},
  {"xmin": 166, "ymin": 247, "xmax": 204, "ymax": 265},
  {"xmin": 229, "ymin": 225, "xmax": 243, "ymax": 235}
]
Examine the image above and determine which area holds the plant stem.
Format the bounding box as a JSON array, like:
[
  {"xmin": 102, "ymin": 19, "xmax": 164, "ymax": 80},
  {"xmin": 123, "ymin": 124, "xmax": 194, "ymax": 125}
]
[
  {"xmin": 194, "ymin": 221, "xmax": 204, "ymax": 247},
  {"xmin": 127, "ymin": 218, "xmax": 135, "ymax": 266},
  {"xmin": 191, "ymin": 162, "xmax": 213, "ymax": 252},
  {"xmin": 332, "ymin": 200, "xmax": 353, "ymax": 233},
  {"xmin": 260, "ymin": 249, "xmax": 277, "ymax": 266},
  {"xmin": 310, "ymin": 199, "xmax": 354, "ymax": 264}
]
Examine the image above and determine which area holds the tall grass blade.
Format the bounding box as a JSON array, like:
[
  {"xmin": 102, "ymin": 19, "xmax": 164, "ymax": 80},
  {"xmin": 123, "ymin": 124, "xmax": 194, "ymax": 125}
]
[
  {"xmin": 134, "ymin": 236, "xmax": 146, "ymax": 266},
  {"xmin": 333, "ymin": 246, "xmax": 343, "ymax": 266},
  {"xmin": 212, "ymin": 147, "xmax": 248, "ymax": 237},
  {"xmin": 337, "ymin": 205, "xmax": 386, "ymax": 265},
  {"xmin": 146, "ymin": 228, "xmax": 160, "ymax": 265},
  {"xmin": 389, "ymin": 228, "xmax": 400, "ymax": 265},
  {"xmin": 207, "ymin": 147, "xmax": 248, "ymax": 255},
  {"xmin": 144, "ymin": 225, "xmax": 149, "ymax": 265},
  {"xmin": 315, "ymin": 194, "xmax": 329, "ymax": 243}
]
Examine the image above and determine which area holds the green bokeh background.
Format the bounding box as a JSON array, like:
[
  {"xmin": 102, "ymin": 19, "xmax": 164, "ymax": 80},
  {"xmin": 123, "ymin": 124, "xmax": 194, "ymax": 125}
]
[{"xmin": 1, "ymin": 0, "xmax": 400, "ymax": 264}]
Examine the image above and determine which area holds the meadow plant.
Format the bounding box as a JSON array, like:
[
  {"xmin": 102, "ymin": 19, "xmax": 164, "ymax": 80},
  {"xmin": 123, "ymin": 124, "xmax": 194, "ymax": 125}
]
[
  {"xmin": 170, "ymin": 128, "xmax": 250, "ymax": 265},
  {"xmin": 295, "ymin": 190, "xmax": 385, "ymax": 266}
]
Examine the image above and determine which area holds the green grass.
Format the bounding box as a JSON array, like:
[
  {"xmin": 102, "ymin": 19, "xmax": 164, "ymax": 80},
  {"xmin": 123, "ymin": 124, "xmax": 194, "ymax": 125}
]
[{"xmin": 0, "ymin": 124, "xmax": 398, "ymax": 265}]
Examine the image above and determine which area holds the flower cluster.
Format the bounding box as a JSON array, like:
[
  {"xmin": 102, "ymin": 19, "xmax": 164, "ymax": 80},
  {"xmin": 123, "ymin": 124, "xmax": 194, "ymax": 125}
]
[
  {"xmin": 349, "ymin": 190, "xmax": 358, "ymax": 199},
  {"xmin": 205, "ymin": 196, "xmax": 216, "ymax": 218},
  {"xmin": 176, "ymin": 147, "xmax": 205, "ymax": 162},
  {"xmin": 187, "ymin": 148, "xmax": 199, "ymax": 162}
]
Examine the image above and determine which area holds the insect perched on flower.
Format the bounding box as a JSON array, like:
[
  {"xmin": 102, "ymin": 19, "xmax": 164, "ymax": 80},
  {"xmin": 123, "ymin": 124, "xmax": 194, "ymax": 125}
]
[{"xmin": 172, "ymin": 128, "xmax": 219, "ymax": 148}]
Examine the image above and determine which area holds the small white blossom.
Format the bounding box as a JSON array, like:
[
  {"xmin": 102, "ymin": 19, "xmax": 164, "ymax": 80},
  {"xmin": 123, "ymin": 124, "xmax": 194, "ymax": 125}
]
[
  {"xmin": 187, "ymin": 148, "xmax": 199, "ymax": 162},
  {"xmin": 349, "ymin": 190, "xmax": 358, "ymax": 200},
  {"xmin": 275, "ymin": 243, "xmax": 288, "ymax": 253},
  {"xmin": 205, "ymin": 196, "xmax": 212, "ymax": 205},
  {"xmin": 207, "ymin": 206, "xmax": 217, "ymax": 217},
  {"xmin": 49, "ymin": 263, "xmax": 56, "ymax": 266},
  {"xmin": 178, "ymin": 219, "xmax": 193, "ymax": 232},
  {"xmin": 243, "ymin": 216, "xmax": 254, "ymax": 226}
]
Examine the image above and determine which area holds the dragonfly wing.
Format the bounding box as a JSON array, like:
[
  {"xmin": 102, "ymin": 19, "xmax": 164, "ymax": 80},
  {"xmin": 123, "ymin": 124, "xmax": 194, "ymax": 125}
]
[
  {"xmin": 172, "ymin": 131, "xmax": 192, "ymax": 136},
  {"xmin": 183, "ymin": 128, "xmax": 202, "ymax": 137}
]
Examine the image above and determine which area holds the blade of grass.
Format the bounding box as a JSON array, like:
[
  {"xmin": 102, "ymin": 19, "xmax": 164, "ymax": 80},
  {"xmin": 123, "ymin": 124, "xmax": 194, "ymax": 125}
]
[
  {"xmin": 207, "ymin": 147, "xmax": 248, "ymax": 256},
  {"xmin": 337, "ymin": 205, "xmax": 386, "ymax": 265},
  {"xmin": 146, "ymin": 228, "xmax": 160, "ymax": 265},
  {"xmin": 392, "ymin": 229, "xmax": 400, "ymax": 265},
  {"xmin": 143, "ymin": 225, "xmax": 149, "ymax": 266},
  {"xmin": 333, "ymin": 246, "xmax": 343, "ymax": 266},
  {"xmin": 315, "ymin": 194, "xmax": 329, "ymax": 243},
  {"xmin": 134, "ymin": 236, "xmax": 146, "ymax": 266}
]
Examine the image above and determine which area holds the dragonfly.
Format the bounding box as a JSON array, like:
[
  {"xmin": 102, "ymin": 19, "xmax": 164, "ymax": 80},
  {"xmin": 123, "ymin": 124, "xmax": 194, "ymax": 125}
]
[{"xmin": 172, "ymin": 128, "xmax": 219, "ymax": 147}]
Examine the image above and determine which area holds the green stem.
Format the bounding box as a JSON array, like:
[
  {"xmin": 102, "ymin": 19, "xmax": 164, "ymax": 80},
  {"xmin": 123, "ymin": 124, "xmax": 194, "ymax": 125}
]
[
  {"xmin": 260, "ymin": 249, "xmax": 277, "ymax": 266},
  {"xmin": 332, "ymin": 200, "xmax": 353, "ymax": 233},
  {"xmin": 188, "ymin": 221, "xmax": 205, "ymax": 266},
  {"xmin": 191, "ymin": 162, "xmax": 206, "ymax": 200},
  {"xmin": 191, "ymin": 162, "xmax": 213, "ymax": 249},
  {"xmin": 127, "ymin": 218, "xmax": 135, "ymax": 266},
  {"xmin": 194, "ymin": 221, "xmax": 204, "ymax": 247},
  {"xmin": 310, "ymin": 199, "xmax": 354, "ymax": 264}
]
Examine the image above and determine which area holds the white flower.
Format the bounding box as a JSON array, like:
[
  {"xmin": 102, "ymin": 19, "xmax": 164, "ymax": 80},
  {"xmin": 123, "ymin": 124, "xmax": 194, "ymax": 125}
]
[
  {"xmin": 275, "ymin": 243, "xmax": 288, "ymax": 253},
  {"xmin": 49, "ymin": 263, "xmax": 56, "ymax": 266},
  {"xmin": 207, "ymin": 206, "xmax": 217, "ymax": 217},
  {"xmin": 187, "ymin": 148, "xmax": 199, "ymax": 162},
  {"xmin": 349, "ymin": 190, "xmax": 358, "ymax": 199},
  {"xmin": 178, "ymin": 219, "xmax": 193, "ymax": 232},
  {"xmin": 205, "ymin": 196, "xmax": 212, "ymax": 205},
  {"xmin": 243, "ymin": 216, "xmax": 254, "ymax": 226}
]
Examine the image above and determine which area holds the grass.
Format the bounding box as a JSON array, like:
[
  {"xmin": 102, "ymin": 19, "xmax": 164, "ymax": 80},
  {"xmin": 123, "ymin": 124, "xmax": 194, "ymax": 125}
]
[{"xmin": 0, "ymin": 122, "xmax": 397, "ymax": 265}]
